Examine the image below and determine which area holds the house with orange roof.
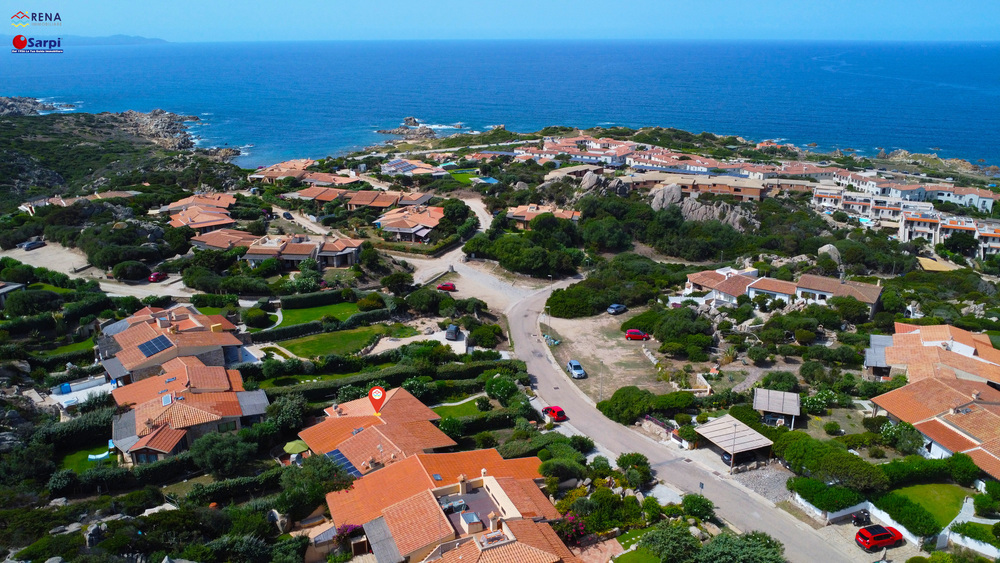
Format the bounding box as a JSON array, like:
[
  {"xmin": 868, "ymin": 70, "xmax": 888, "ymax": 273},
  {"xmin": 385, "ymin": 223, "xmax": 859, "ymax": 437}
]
[
  {"xmin": 301, "ymin": 172, "xmax": 360, "ymax": 187},
  {"xmin": 375, "ymin": 205, "xmax": 445, "ymax": 243},
  {"xmin": 98, "ymin": 305, "xmax": 243, "ymax": 383},
  {"xmin": 505, "ymin": 205, "xmax": 581, "ymax": 230},
  {"xmin": 190, "ymin": 228, "xmax": 261, "ymax": 251},
  {"xmin": 683, "ymin": 266, "xmax": 758, "ymax": 296},
  {"xmin": 794, "ymin": 274, "xmax": 882, "ymax": 313},
  {"xmin": 168, "ymin": 205, "xmax": 236, "ymax": 234},
  {"xmin": 163, "ymin": 193, "xmax": 237, "ymax": 213},
  {"xmin": 247, "ymin": 159, "xmax": 317, "ymax": 184},
  {"xmin": 290, "ymin": 186, "xmax": 352, "ymax": 203},
  {"xmin": 109, "ymin": 354, "xmax": 268, "ymax": 466},
  {"xmin": 381, "ymin": 159, "xmax": 448, "ymax": 177},
  {"xmin": 746, "ymin": 277, "xmax": 797, "ymax": 304},
  {"xmin": 346, "ymin": 190, "xmax": 403, "ymax": 211},
  {"xmin": 243, "ymin": 234, "xmax": 319, "ymax": 269},
  {"xmin": 318, "ymin": 237, "xmax": 364, "ymax": 268},
  {"xmin": 318, "ymin": 449, "xmax": 558, "ymax": 563},
  {"xmin": 298, "ymin": 388, "xmax": 455, "ymax": 476}
]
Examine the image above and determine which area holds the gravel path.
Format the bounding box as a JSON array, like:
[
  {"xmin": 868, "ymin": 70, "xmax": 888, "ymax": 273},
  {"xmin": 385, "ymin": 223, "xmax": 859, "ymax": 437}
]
[{"xmin": 732, "ymin": 464, "xmax": 795, "ymax": 504}]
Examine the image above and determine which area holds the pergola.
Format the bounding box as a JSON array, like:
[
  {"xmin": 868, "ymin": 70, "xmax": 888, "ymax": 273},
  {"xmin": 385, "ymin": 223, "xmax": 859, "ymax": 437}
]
[
  {"xmin": 694, "ymin": 414, "xmax": 773, "ymax": 455},
  {"xmin": 753, "ymin": 388, "xmax": 801, "ymax": 428}
]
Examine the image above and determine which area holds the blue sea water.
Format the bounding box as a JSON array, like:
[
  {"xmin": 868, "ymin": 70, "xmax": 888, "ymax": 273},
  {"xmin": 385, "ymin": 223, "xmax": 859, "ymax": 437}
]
[{"xmin": 1, "ymin": 40, "xmax": 998, "ymax": 168}]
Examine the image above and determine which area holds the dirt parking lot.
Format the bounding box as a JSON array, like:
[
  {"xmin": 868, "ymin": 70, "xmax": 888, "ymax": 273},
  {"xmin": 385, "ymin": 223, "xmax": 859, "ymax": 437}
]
[{"xmin": 544, "ymin": 310, "xmax": 672, "ymax": 402}]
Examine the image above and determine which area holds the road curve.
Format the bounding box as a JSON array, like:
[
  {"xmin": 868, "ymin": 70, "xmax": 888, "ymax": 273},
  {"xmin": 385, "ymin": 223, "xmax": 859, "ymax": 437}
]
[{"xmin": 505, "ymin": 283, "xmax": 859, "ymax": 563}]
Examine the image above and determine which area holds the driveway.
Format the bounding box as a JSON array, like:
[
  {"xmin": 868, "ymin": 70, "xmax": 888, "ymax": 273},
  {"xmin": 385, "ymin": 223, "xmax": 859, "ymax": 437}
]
[{"xmin": 505, "ymin": 284, "xmax": 863, "ymax": 563}]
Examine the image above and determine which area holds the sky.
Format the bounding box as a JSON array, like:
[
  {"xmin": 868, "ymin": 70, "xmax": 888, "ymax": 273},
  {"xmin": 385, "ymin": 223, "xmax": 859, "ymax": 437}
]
[{"xmin": 19, "ymin": 0, "xmax": 1000, "ymax": 42}]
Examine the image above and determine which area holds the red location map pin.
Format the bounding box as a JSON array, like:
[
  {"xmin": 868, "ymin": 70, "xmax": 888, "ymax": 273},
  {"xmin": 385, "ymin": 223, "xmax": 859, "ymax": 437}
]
[{"xmin": 369, "ymin": 386, "xmax": 386, "ymax": 415}]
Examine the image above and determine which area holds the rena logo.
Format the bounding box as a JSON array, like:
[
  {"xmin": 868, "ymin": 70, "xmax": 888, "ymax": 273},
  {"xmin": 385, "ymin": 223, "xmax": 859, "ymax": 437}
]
[
  {"xmin": 10, "ymin": 11, "xmax": 29, "ymax": 27},
  {"xmin": 13, "ymin": 35, "xmax": 26, "ymax": 49},
  {"xmin": 10, "ymin": 11, "xmax": 61, "ymax": 27}
]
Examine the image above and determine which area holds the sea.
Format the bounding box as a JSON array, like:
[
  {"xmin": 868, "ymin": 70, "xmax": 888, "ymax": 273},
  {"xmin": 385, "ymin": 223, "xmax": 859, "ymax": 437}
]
[{"xmin": 1, "ymin": 40, "xmax": 999, "ymax": 168}]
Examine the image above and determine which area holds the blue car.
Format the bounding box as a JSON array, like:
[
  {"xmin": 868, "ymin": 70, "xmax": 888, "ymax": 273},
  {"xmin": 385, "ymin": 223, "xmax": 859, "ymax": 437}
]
[
  {"xmin": 566, "ymin": 360, "xmax": 586, "ymax": 379},
  {"xmin": 607, "ymin": 304, "xmax": 627, "ymax": 315}
]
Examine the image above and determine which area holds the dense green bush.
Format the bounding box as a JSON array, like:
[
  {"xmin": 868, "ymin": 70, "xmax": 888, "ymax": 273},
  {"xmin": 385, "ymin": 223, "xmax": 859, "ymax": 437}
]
[
  {"xmin": 873, "ymin": 492, "xmax": 942, "ymax": 536},
  {"xmin": 187, "ymin": 467, "xmax": 284, "ymax": 505},
  {"xmin": 32, "ymin": 407, "xmax": 114, "ymax": 453},
  {"xmin": 191, "ymin": 293, "xmax": 239, "ymax": 308},
  {"xmin": 243, "ymin": 307, "xmax": 272, "ymax": 328},
  {"xmin": 279, "ymin": 289, "xmax": 347, "ymax": 309},
  {"xmin": 597, "ymin": 385, "xmax": 654, "ymax": 424},
  {"xmin": 250, "ymin": 320, "xmax": 323, "ymax": 343},
  {"xmin": 112, "ymin": 260, "xmax": 151, "ymax": 281},
  {"xmin": 787, "ymin": 477, "xmax": 864, "ymax": 511}
]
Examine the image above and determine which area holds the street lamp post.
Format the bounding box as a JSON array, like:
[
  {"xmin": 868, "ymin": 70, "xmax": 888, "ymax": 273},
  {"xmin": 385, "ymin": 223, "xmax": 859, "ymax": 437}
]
[
  {"xmin": 547, "ymin": 274, "xmax": 553, "ymax": 284},
  {"xmin": 730, "ymin": 422, "xmax": 737, "ymax": 475}
]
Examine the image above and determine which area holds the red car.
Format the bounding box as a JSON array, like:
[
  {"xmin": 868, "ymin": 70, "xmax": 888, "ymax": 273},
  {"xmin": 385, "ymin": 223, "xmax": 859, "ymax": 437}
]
[
  {"xmin": 626, "ymin": 329, "xmax": 650, "ymax": 341},
  {"xmin": 855, "ymin": 525, "xmax": 903, "ymax": 552},
  {"xmin": 437, "ymin": 282, "xmax": 456, "ymax": 291},
  {"xmin": 542, "ymin": 406, "xmax": 567, "ymax": 422},
  {"xmin": 148, "ymin": 272, "xmax": 168, "ymax": 283}
]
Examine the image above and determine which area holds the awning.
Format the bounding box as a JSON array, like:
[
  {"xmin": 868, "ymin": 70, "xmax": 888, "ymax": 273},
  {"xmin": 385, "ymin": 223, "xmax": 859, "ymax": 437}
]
[
  {"xmin": 752, "ymin": 389, "xmax": 801, "ymax": 416},
  {"xmin": 694, "ymin": 414, "xmax": 773, "ymax": 454}
]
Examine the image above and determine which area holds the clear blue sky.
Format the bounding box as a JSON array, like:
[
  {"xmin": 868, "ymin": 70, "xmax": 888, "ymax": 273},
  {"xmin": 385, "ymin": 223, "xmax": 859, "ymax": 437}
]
[{"xmin": 44, "ymin": 0, "xmax": 1000, "ymax": 42}]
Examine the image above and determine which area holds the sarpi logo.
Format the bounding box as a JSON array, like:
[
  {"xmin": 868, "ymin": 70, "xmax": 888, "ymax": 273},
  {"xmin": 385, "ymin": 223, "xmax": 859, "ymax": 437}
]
[
  {"xmin": 11, "ymin": 35, "xmax": 62, "ymax": 53},
  {"xmin": 11, "ymin": 11, "xmax": 62, "ymax": 27},
  {"xmin": 10, "ymin": 11, "xmax": 29, "ymax": 27}
]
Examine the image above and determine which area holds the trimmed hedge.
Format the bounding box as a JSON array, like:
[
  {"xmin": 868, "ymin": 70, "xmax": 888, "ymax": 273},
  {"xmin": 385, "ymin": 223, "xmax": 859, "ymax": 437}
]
[
  {"xmin": 457, "ymin": 409, "xmax": 517, "ymax": 434},
  {"xmin": 496, "ymin": 432, "xmax": 569, "ymax": 459},
  {"xmin": 191, "ymin": 293, "xmax": 239, "ymax": 308},
  {"xmin": 436, "ymin": 360, "xmax": 526, "ymax": 381},
  {"xmin": 187, "ymin": 467, "xmax": 284, "ymax": 505},
  {"xmin": 132, "ymin": 452, "xmax": 197, "ymax": 486},
  {"xmin": 339, "ymin": 308, "xmax": 391, "ymax": 330},
  {"xmin": 374, "ymin": 234, "xmax": 460, "ymax": 256},
  {"xmin": 950, "ymin": 521, "xmax": 1000, "ymax": 549},
  {"xmin": 280, "ymin": 290, "xmax": 346, "ymax": 310},
  {"xmin": 265, "ymin": 365, "xmax": 421, "ymax": 402},
  {"xmin": 872, "ymin": 492, "xmax": 942, "ymax": 536},
  {"xmin": 0, "ymin": 312, "xmax": 56, "ymax": 334},
  {"xmin": 429, "ymin": 379, "xmax": 485, "ymax": 403},
  {"xmin": 250, "ymin": 321, "xmax": 323, "ymax": 343},
  {"xmin": 30, "ymin": 348, "xmax": 95, "ymax": 370},
  {"xmin": 31, "ymin": 407, "xmax": 114, "ymax": 453},
  {"xmin": 787, "ymin": 477, "xmax": 864, "ymax": 512}
]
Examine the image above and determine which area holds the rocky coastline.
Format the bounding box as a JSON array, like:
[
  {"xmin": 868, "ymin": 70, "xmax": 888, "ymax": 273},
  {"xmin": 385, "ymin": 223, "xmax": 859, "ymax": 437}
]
[{"xmin": 0, "ymin": 97, "xmax": 59, "ymax": 116}]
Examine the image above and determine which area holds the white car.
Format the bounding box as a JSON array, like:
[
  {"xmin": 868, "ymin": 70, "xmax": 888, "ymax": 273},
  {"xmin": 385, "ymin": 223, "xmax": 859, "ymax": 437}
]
[{"xmin": 566, "ymin": 360, "xmax": 586, "ymax": 379}]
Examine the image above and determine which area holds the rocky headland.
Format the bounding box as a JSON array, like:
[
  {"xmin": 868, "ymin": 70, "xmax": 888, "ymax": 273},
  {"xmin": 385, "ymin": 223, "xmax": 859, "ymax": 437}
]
[
  {"xmin": 0, "ymin": 97, "xmax": 58, "ymax": 116},
  {"xmin": 100, "ymin": 108, "xmax": 200, "ymax": 150}
]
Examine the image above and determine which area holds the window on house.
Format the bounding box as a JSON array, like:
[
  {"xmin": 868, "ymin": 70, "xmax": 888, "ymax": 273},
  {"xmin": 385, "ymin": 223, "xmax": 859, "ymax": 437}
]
[{"xmin": 218, "ymin": 420, "xmax": 237, "ymax": 433}]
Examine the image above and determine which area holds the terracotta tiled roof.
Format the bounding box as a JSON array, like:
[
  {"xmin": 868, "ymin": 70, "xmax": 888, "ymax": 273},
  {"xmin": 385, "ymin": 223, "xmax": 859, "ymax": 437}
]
[
  {"xmin": 377, "ymin": 206, "xmax": 445, "ymax": 230},
  {"xmin": 504, "ymin": 520, "xmax": 583, "ymax": 563},
  {"xmin": 438, "ymin": 539, "xmax": 559, "ymax": 563},
  {"xmin": 112, "ymin": 371, "xmax": 188, "ymax": 407},
  {"xmin": 713, "ymin": 274, "xmax": 758, "ymax": 298},
  {"xmin": 186, "ymin": 366, "xmax": 231, "ymax": 392},
  {"xmin": 160, "ymin": 356, "xmax": 206, "ymax": 372},
  {"xmin": 336, "ymin": 425, "xmax": 405, "ymax": 474},
  {"xmin": 330, "ymin": 388, "xmax": 441, "ymax": 423},
  {"xmin": 191, "ymin": 229, "xmax": 260, "ymax": 250},
  {"xmin": 871, "ymin": 377, "xmax": 996, "ymax": 423},
  {"xmin": 964, "ymin": 448, "xmax": 1000, "ymax": 480},
  {"xmin": 133, "ymin": 398, "xmax": 222, "ymax": 435},
  {"xmin": 170, "ymin": 331, "xmax": 242, "ymax": 348},
  {"xmin": 320, "ymin": 237, "xmax": 364, "ymax": 253},
  {"xmin": 748, "ymin": 277, "xmax": 798, "ymax": 296},
  {"xmin": 376, "ymin": 420, "xmax": 457, "ymax": 455},
  {"xmin": 183, "ymin": 391, "xmax": 243, "ymax": 417},
  {"xmin": 940, "ymin": 403, "xmax": 1000, "ymax": 444},
  {"xmin": 382, "ymin": 490, "xmax": 455, "ymax": 556},
  {"xmin": 169, "ymin": 205, "xmax": 235, "ymax": 229},
  {"xmin": 168, "ymin": 194, "xmax": 236, "ymax": 210},
  {"xmin": 914, "ymin": 419, "xmax": 979, "ymax": 454},
  {"xmin": 796, "ymin": 274, "xmax": 882, "ymax": 304},
  {"xmin": 686, "ymin": 270, "xmax": 726, "ymax": 290},
  {"xmin": 415, "ymin": 450, "xmax": 542, "ymax": 485},
  {"xmin": 299, "ymin": 415, "xmax": 384, "ymax": 456},
  {"xmin": 883, "ymin": 345, "xmax": 1000, "ymax": 384},
  {"xmin": 493, "ymin": 478, "xmax": 560, "ymax": 520},
  {"xmin": 129, "ymin": 425, "xmax": 187, "ymax": 453},
  {"xmin": 327, "ymin": 456, "xmax": 434, "ymax": 528}
]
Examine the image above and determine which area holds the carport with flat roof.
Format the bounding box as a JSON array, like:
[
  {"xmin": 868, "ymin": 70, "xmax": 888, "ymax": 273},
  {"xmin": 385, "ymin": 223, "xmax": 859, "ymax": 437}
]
[{"xmin": 694, "ymin": 414, "xmax": 773, "ymax": 473}]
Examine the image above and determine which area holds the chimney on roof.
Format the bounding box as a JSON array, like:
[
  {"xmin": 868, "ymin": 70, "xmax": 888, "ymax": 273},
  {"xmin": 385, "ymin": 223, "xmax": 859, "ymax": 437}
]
[
  {"xmin": 157, "ymin": 318, "xmax": 170, "ymax": 328},
  {"xmin": 481, "ymin": 468, "xmax": 487, "ymax": 478},
  {"xmin": 458, "ymin": 474, "xmax": 467, "ymax": 494},
  {"xmin": 487, "ymin": 511, "xmax": 499, "ymax": 532},
  {"xmin": 973, "ymin": 391, "xmax": 982, "ymax": 401}
]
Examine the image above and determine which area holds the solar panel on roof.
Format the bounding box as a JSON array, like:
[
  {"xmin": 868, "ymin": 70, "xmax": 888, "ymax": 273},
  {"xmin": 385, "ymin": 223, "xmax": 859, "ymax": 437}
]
[
  {"xmin": 137, "ymin": 335, "xmax": 174, "ymax": 358},
  {"xmin": 325, "ymin": 449, "xmax": 362, "ymax": 478}
]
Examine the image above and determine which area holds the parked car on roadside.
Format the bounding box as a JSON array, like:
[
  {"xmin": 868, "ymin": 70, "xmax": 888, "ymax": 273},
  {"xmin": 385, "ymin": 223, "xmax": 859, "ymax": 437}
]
[
  {"xmin": 607, "ymin": 304, "xmax": 627, "ymax": 315},
  {"xmin": 542, "ymin": 406, "xmax": 567, "ymax": 422},
  {"xmin": 625, "ymin": 329, "xmax": 650, "ymax": 341},
  {"xmin": 437, "ymin": 282, "xmax": 456, "ymax": 291},
  {"xmin": 21, "ymin": 240, "xmax": 46, "ymax": 251},
  {"xmin": 566, "ymin": 360, "xmax": 586, "ymax": 379},
  {"xmin": 148, "ymin": 272, "xmax": 168, "ymax": 283},
  {"xmin": 282, "ymin": 211, "xmax": 294, "ymax": 220},
  {"xmin": 855, "ymin": 525, "xmax": 903, "ymax": 552},
  {"xmin": 445, "ymin": 324, "xmax": 460, "ymax": 341}
]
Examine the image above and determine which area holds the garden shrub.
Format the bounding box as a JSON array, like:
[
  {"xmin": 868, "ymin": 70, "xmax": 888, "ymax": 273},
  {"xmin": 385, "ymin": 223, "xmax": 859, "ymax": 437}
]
[
  {"xmin": 950, "ymin": 522, "xmax": 1000, "ymax": 549},
  {"xmin": 191, "ymin": 293, "xmax": 239, "ymax": 308},
  {"xmin": 675, "ymin": 413, "xmax": 692, "ymax": 425},
  {"xmin": 187, "ymin": 467, "xmax": 283, "ymax": 505},
  {"xmin": 280, "ymin": 290, "xmax": 345, "ymax": 309},
  {"xmin": 824, "ymin": 421, "xmax": 841, "ymax": 435},
  {"xmin": 873, "ymin": 492, "xmax": 942, "ymax": 536},
  {"xmin": 243, "ymin": 307, "xmax": 272, "ymax": 328},
  {"xmin": 250, "ymin": 320, "xmax": 323, "ymax": 343},
  {"xmin": 787, "ymin": 477, "xmax": 863, "ymax": 512}
]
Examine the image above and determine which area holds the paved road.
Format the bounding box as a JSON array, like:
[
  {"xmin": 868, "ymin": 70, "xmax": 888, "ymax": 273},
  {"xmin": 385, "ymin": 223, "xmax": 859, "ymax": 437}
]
[{"xmin": 505, "ymin": 284, "xmax": 860, "ymax": 563}]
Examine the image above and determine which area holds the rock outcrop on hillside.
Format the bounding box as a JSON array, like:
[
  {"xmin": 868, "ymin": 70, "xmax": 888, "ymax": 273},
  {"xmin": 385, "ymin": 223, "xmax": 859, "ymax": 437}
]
[
  {"xmin": 647, "ymin": 184, "xmax": 759, "ymax": 232},
  {"xmin": 103, "ymin": 109, "xmax": 199, "ymax": 150},
  {"xmin": 573, "ymin": 171, "xmax": 629, "ymax": 201},
  {"xmin": 0, "ymin": 96, "xmax": 56, "ymax": 116},
  {"xmin": 376, "ymin": 125, "xmax": 437, "ymax": 140}
]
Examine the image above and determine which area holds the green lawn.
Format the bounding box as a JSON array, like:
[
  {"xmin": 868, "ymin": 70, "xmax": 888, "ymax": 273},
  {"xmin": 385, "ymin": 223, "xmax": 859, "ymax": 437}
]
[
  {"xmin": 449, "ymin": 173, "xmax": 476, "ymax": 184},
  {"xmin": 893, "ymin": 483, "xmax": 969, "ymax": 528},
  {"xmin": 617, "ymin": 526, "xmax": 655, "ymax": 550},
  {"xmin": 616, "ymin": 548, "xmax": 659, "ymax": 563},
  {"xmin": 41, "ymin": 337, "xmax": 95, "ymax": 356},
  {"xmin": 196, "ymin": 306, "xmax": 226, "ymax": 316},
  {"xmin": 281, "ymin": 323, "xmax": 416, "ymax": 358},
  {"xmin": 279, "ymin": 302, "xmax": 360, "ymax": 326},
  {"xmin": 262, "ymin": 346, "xmax": 291, "ymax": 360},
  {"xmin": 432, "ymin": 396, "xmax": 484, "ymax": 418},
  {"xmin": 28, "ymin": 283, "xmax": 75, "ymax": 294},
  {"xmin": 59, "ymin": 443, "xmax": 112, "ymax": 474}
]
